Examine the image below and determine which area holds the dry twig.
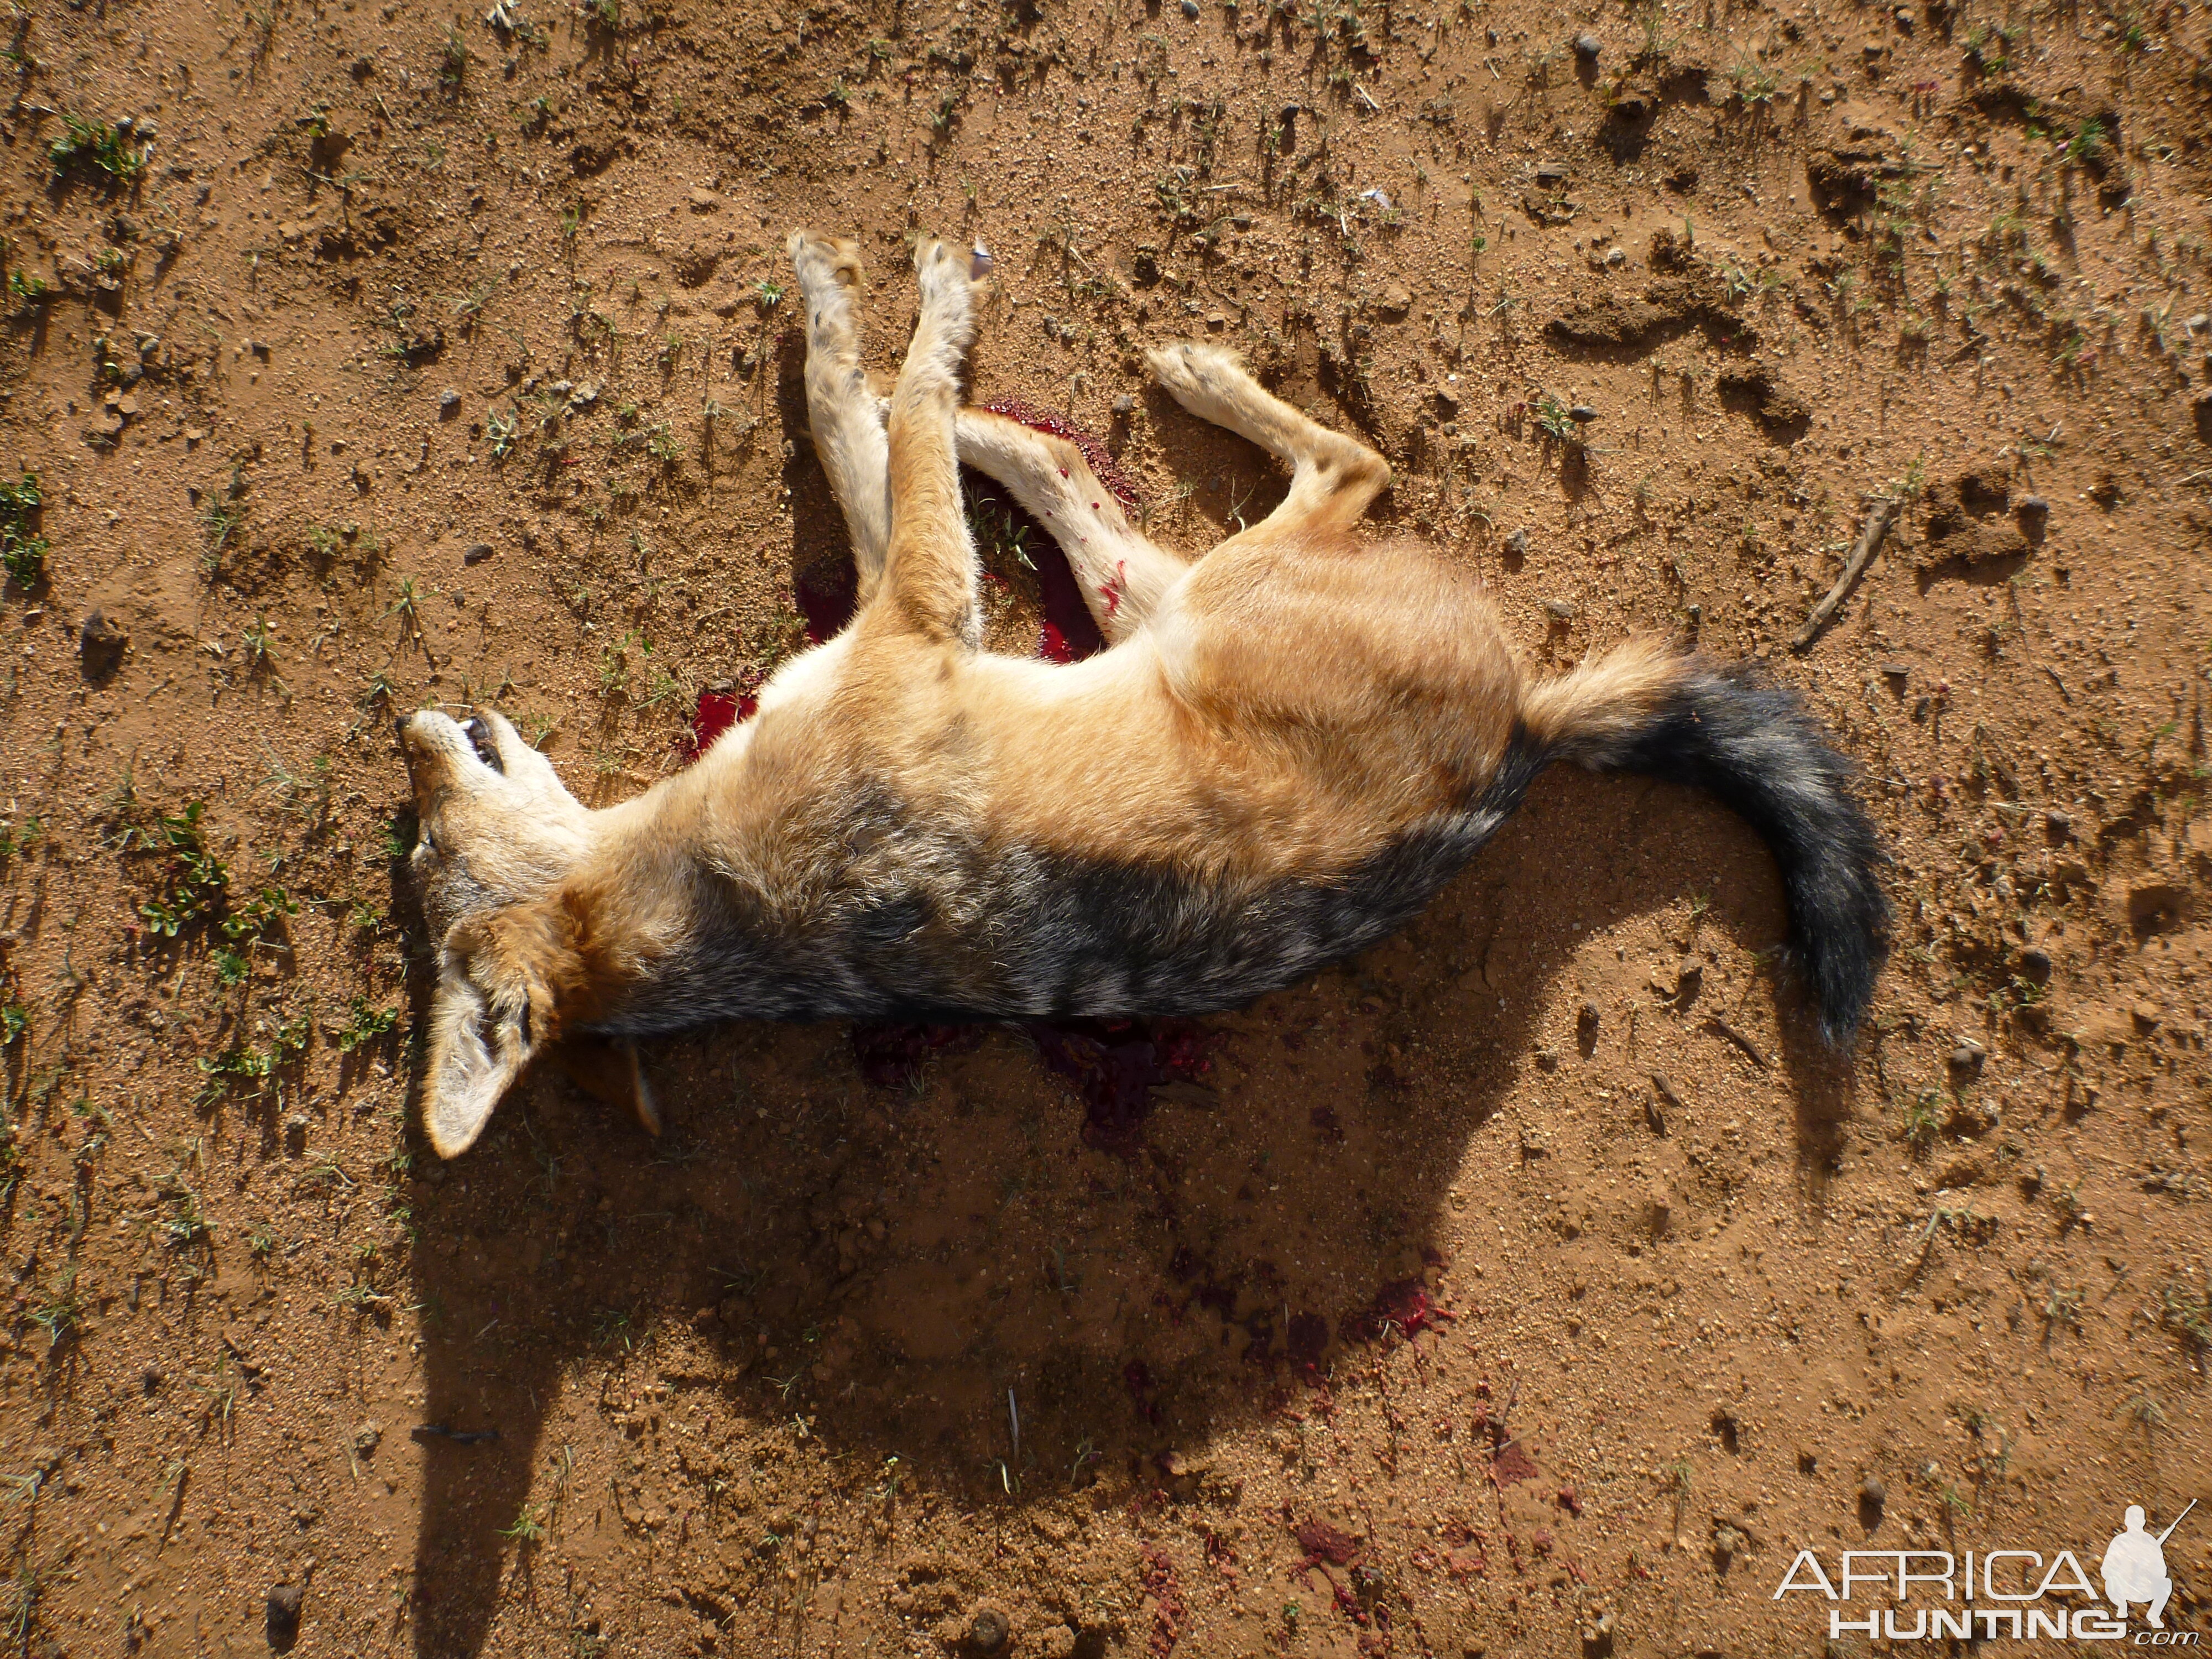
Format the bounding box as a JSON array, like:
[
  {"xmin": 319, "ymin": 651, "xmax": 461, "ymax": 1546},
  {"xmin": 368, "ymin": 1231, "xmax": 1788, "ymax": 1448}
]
[{"xmin": 1791, "ymin": 496, "xmax": 1901, "ymax": 653}]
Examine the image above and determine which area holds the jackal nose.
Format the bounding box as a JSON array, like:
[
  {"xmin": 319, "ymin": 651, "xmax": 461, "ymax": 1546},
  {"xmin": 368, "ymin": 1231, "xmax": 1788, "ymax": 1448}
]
[{"xmin": 393, "ymin": 714, "xmax": 410, "ymax": 744}]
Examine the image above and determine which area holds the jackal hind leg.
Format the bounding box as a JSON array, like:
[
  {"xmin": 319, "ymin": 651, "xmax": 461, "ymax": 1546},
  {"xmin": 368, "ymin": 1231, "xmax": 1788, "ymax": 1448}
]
[
  {"xmin": 1145, "ymin": 340, "xmax": 1391, "ymax": 549},
  {"xmin": 877, "ymin": 236, "xmax": 990, "ymax": 643},
  {"xmin": 789, "ymin": 229, "xmax": 893, "ymax": 602}
]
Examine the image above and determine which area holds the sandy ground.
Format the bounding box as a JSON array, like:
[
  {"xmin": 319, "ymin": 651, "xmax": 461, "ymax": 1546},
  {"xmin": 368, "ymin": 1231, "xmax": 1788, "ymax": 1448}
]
[{"xmin": 0, "ymin": 0, "xmax": 2208, "ymax": 1651}]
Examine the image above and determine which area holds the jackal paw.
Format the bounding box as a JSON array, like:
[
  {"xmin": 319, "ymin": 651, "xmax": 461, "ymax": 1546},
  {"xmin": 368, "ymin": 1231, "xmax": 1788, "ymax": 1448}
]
[
  {"xmin": 912, "ymin": 235, "xmax": 987, "ymax": 328},
  {"xmin": 1145, "ymin": 340, "xmax": 1250, "ymax": 416},
  {"xmin": 788, "ymin": 228, "xmax": 864, "ymax": 299}
]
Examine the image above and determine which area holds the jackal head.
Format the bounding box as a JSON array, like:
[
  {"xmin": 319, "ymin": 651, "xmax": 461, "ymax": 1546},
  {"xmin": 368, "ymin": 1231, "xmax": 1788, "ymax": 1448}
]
[{"xmin": 394, "ymin": 709, "xmax": 599, "ymax": 1157}]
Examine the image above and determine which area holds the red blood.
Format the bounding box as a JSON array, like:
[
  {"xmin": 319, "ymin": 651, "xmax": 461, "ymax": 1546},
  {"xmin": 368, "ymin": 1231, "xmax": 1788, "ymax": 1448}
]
[
  {"xmin": 1341, "ymin": 1279, "xmax": 1455, "ymax": 1346},
  {"xmin": 1490, "ymin": 1439, "xmax": 1541, "ymax": 1486},
  {"xmin": 1037, "ymin": 619, "xmax": 1079, "ymax": 664},
  {"xmin": 983, "ymin": 399, "xmax": 1143, "ymax": 517},
  {"xmin": 695, "ymin": 411, "xmax": 1135, "ymax": 770},
  {"xmin": 980, "ymin": 404, "xmax": 1140, "ymax": 664},
  {"xmin": 1296, "ymin": 1520, "xmax": 1364, "ymax": 1566},
  {"xmin": 1122, "ymin": 1360, "xmax": 1161, "ymax": 1423},
  {"xmin": 1138, "ymin": 1547, "xmax": 1188, "ymax": 1657},
  {"xmin": 849, "ymin": 1012, "xmax": 1213, "ymax": 1157},
  {"xmin": 1024, "ymin": 509, "xmax": 1107, "ymax": 662},
  {"xmin": 1029, "ymin": 1017, "xmax": 1216, "ymax": 1155},
  {"xmin": 687, "ymin": 686, "xmax": 751, "ymax": 758}
]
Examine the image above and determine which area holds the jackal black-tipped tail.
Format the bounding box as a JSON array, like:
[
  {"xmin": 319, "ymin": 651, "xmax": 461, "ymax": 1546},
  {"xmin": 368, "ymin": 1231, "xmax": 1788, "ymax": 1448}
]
[{"xmin": 1520, "ymin": 639, "xmax": 1889, "ymax": 1042}]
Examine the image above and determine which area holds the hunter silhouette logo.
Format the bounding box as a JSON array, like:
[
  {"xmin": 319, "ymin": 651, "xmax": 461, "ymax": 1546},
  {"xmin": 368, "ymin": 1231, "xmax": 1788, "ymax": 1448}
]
[{"xmin": 2105, "ymin": 1501, "xmax": 2192, "ymax": 1629}]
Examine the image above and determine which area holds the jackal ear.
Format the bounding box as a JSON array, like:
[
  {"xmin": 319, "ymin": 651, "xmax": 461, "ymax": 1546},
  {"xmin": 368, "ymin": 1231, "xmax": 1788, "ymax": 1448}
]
[{"xmin": 422, "ymin": 937, "xmax": 544, "ymax": 1157}]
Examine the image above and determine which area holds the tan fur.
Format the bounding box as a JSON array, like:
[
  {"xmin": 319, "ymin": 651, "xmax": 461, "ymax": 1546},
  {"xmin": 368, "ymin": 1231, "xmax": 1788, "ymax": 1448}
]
[
  {"xmin": 1519, "ymin": 634, "xmax": 1688, "ymax": 758},
  {"xmin": 790, "ymin": 233, "xmax": 894, "ymax": 602},
  {"xmin": 394, "ymin": 232, "xmax": 1731, "ymax": 1156}
]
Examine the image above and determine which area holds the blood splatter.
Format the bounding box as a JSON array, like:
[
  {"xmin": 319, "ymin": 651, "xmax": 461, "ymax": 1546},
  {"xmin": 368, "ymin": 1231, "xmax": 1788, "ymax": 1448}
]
[
  {"xmin": 982, "ymin": 399, "xmax": 1144, "ymax": 517},
  {"xmin": 1296, "ymin": 1519, "xmax": 1364, "ymax": 1567},
  {"xmin": 1036, "ymin": 618, "xmax": 1081, "ymax": 664},
  {"xmin": 1341, "ymin": 1278, "xmax": 1455, "ymax": 1345},
  {"xmin": 1023, "ymin": 505, "xmax": 1107, "ymax": 661},
  {"xmin": 1139, "ymin": 1546, "xmax": 1188, "ymax": 1657},
  {"xmin": 849, "ymin": 1014, "xmax": 1213, "ymax": 1156},
  {"xmin": 1489, "ymin": 1438, "xmax": 1541, "ymax": 1486},
  {"xmin": 1122, "ymin": 1360, "xmax": 1161, "ymax": 1424},
  {"xmin": 1285, "ymin": 1312, "xmax": 1331, "ymax": 1370},
  {"xmin": 687, "ymin": 685, "xmax": 755, "ymax": 758},
  {"xmin": 687, "ymin": 407, "xmax": 1134, "ymax": 776},
  {"xmin": 1027, "ymin": 1017, "xmax": 1217, "ymax": 1155}
]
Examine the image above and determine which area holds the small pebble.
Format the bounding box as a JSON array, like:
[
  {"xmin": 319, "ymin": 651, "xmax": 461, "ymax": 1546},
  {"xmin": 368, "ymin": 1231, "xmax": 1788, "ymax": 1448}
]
[
  {"xmin": 1574, "ymin": 31, "xmax": 1600, "ymax": 56},
  {"xmin": 1604, "ymin": 246, "xmax": 1627, "ymax": 267},
  {"xmin": 267, "ymin": 1584, "xmax": 305, "ymax": 1652},
  {"xmin": 1112, "ymin": 393, "xmax": 1134, "ymax": 416},
  {"xmin": 1181, "ymin": 0, "xmax": 1199, "ymax": 15},
  {"xmin": 1505, "ymin": 527, "xmax": 1531, "ymax": 557},
  {"xmin": 969, "ymin": 1608, "xmax": 1010, "ymax": 1653},
  {"xmin": 1859, "ymin": 1478, "xmax": 1886, "ymax": 1518},
  {"xmin": 463, "ymin": 544, "xmax": 494, "ymax": 566},
  {"xmin": 1542, "ymin": 598, "xmax": 1578, "ymax": 621},
  {"xmin": 1568, "ymin": 404, "xmax": 1598, "ymax": 423},
  {"xmin": 438, "ymin": 388, "xmax": 460, "ymax": 414},
  {"xmin": 80, "ymin": 611, "xmax": 130, "ymax": 676},
  {"xmin": 2016, "ymin": 493, "xmax": 2048, "ymax": 517}
]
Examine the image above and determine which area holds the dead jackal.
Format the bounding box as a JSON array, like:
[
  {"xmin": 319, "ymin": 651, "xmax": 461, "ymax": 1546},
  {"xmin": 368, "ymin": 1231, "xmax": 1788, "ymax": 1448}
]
[{"xmin": 395, "ymin": 231, "xmax": 1887, "ymax": 1157}]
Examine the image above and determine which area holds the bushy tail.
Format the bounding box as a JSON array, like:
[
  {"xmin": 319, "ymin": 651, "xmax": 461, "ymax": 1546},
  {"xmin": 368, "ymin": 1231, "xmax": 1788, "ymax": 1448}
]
[{"xmin": 1519, "ymin": 638, "xmax": 1889, "ymax": 1042}]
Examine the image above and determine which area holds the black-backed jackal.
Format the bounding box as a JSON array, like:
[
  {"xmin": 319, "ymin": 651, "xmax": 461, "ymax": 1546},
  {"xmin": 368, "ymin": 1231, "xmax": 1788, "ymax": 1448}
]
[{"xmin": 396, "ymin": 232, "xmax": 1888, "ymax": 1157}]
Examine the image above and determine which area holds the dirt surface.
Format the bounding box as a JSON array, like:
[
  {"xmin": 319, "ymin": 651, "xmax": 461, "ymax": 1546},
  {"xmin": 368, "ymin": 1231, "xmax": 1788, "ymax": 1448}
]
[{"xmin": 1, "ymin": 0, "xmax": 2209, "ymax": 1649}]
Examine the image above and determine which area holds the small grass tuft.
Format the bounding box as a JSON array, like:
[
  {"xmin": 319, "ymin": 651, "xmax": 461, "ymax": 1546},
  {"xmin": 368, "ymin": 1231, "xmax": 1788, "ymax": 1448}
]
[
  {"xmin": 48, "ymin": 113, "xmax": 148, "ymax": 187},
  {"xmin": 0, "ymin": 473, "xmax": 47, "ymax": 590}
]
